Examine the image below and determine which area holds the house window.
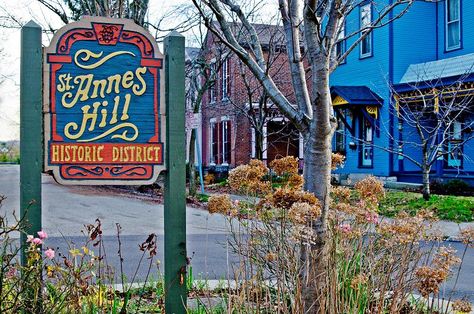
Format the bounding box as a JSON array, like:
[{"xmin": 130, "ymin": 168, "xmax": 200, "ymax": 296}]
[
  {"xmin": 446, "ymin": 0, "xmax": 461, "ymax": 50},
  {"xmin": 360, "ymin": 3, "xmax": 372, "ymax": 58},
  {"xmin": 336, "ymin": 20, "xmax": 346, "ymax": 62},
  {"xmin": 209, "ymin": 63, "xmax": 217, "ymax": 102},
  {"xmin": 221, "ymin": 59, "xmax": 230, "ymax": 100},
  {"xmin": 221, "ymin": 119, "xmax": 232, "ymax": 164},
  {"xmin": 360, "ymin": 116, "xmax": 373, "ymax": 167},
  {"xmin": 447, "ymin": 121, "xmax": 462, "ymax": 167},
  {"xmin": 210, "ymin": 120, "xmax": 219, "ymax": 164}
]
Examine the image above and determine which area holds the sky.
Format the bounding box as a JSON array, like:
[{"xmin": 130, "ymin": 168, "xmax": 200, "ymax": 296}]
[
  {"xmin": 0, "ymin": 0, "xmax": 278, "ymax": 141},
  {"xmin": 0, "ymin": 0, "xmax": 192, "ymax": 141}
]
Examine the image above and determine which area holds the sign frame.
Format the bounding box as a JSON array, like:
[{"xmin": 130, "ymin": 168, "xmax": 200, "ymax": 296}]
[{"xmin": 43, "ymin": 16, "xmax": 166, "ymax": 185}]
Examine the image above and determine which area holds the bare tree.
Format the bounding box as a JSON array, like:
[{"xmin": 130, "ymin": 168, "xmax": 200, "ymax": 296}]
[
  {"xmin": 352, "ymin": 75, "xmax": 474, "ymax": 200},
  {"xmin": 186, "ymin": 45, "xmax": 227, "ymax": 196},
  {"xmin": 192, "ymin": 0, "xmax": 414, "ymax": 311}
]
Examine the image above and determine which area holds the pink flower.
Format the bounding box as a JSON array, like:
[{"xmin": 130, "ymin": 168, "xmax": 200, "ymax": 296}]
[
  {"xmin": 365, "ymin": 212, "xmax": 379, "ymax": 224},
  {"xmin": 45, "ymin": 248, "xmax": 55, "ymax": 259},
  {"xmin": 234, "ymin": 200, "xmax": 240, "ymax": 206},
  {"xmin": 6, "ymin": 267, "xmax": 17, "ymax": 279},
  {"xmin": 26, "ymin": 235, "xmax": 34, "ymax": 243},
  {"xmin": 37, "ymin": 230, "xmax": 48, "ymax": 240},
  {"xmin": 32, "ymin": 238, "xmax": 43, "ymax": 245},
  {"xmin": 339, "ymin": 223, "xmax": 352, "ymax": 234}
]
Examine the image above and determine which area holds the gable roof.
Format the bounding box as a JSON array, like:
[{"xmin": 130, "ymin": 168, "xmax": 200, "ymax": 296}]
[
  {"xmin": 400, "ymin": 53, "xmax": 474, "ymax": 84},
  {"xmin": 207, "ymin": 21, "xmax": 287, "ymax": 48}
]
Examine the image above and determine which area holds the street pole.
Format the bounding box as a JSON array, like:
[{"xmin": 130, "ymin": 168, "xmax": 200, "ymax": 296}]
[
  {"xmin": 164, "ymin": 31, "xmax": 187, "ymax": 313},
  {"xmin": 20, "ymin": 20, "xmax": 43, "ymax": 266}
]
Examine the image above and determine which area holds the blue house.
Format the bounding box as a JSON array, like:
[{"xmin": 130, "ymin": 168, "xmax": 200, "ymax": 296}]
[{"xmin": 330, "ymin": 0, "xmax": 474, "ymax": 185}]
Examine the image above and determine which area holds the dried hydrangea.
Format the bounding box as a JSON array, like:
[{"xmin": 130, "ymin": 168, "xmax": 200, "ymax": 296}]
[
  {"xmin": 377, "ymin": 212, "xmax": 427, "ymax": 245},
  {"xmin": 460, "ymin": 226, "xmax": 474, "ymax": 247},
  {"xmin": 331, "ymin": 153, "xmax": 345, "ymax": 170},
  {"xmin": 415, "ymin": 246, "xmax": 461, "ymax": 297},
  {"xmin": 331, "ymin": 186, "xmax": 352, "ymax": 204},
  {"xmin": 354, "ymin": 176, "xmax": 385, "ymax": 204},
  {"xmin": 228, "ymin": 161, "xmax": 270, "ymax": 195},
  {"xmin": 415, "ymin": 265, "xmax": 448, "ymax": 297},
  {"xmin": 270, "ymin": 156, "xmax": 299, "ymax": 176},
  {"xmin": 288, "ymin": 202, "xmax": 321, "ymax": 224},
  {"xmin": 208, "ymin": 194, "xmax": 233, "ymax": 215},
  {"xmin": 452, "ymin": 299, "xmax": 472, "ymax": 313}
]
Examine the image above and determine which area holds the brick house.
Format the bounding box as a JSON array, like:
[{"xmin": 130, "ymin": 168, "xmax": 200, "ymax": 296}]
[{"xmin": 200, "ymin": 24, "xmax": 303, "ymax": 171}]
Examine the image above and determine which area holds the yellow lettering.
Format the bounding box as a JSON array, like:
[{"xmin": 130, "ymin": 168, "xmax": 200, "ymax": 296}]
[
  {"xmin": 154, "ymin": 147, "xmax": 160, "ymax": 161},
  {"xmin": 61, "ymin": 74, "xmax": 93, "ymax": 108},
  {"xmin": 121, "ymin": 94, "xmax": 131, "ymax": 121},
  {"xmin": 133, "ymin": 67, "xmax": 147, "ymax": 96},
  {"xmin": 85, "ymin": 146, "xmax": 91, "ymax": 161},
  {"xmin": 71, "ymin": 146, "xmax": 78, "ymax": 162},
  {"xmin": 107, "ymin": 74, "xmax": 121, "ymax": 94},
  {"xmin": 77, "ymin": 146, "xmax": 85, "ymax": 161},
  {"xmin": 97, "ymin": 145, "xmax": 104, "ymax": 161},
  {"xmin": 122, "ymin": 71, "xmax": 134, "ymax": 89},
  {"xmin": 136, "ymin": 147, "xmax": 143, "ymax": 162},
  {"xmin": 113, "ymin": 147, "xmax": 119, "ymax": 161},
  {"xmin": 91, "ymin": 79, "xmax": 107, "ymax": 98},
  {"xmin": 52, "ymin": 145, "xmax": 59, "ymax": 162},
  {"xmin": 65, "ymin": 146, "xmax": 71, "ymax": 161}
]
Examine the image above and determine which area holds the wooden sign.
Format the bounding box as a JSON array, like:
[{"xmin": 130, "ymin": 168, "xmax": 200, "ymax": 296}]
[{"xmin": 43, "ymin": 17, "xmax": 165, "ymax": 185}]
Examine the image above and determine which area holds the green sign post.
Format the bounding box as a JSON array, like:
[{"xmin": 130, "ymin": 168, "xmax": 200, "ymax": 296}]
[
  {"xmin": 20, "ymin": 20, "xmax": 43, "ymax": 266},
  {"xmin": 164, "ymin": 31, "xmax": 187, "ymax": 313},
  {"xmin": 19, "ymin": 20, "xmax": 187, "ymax": 313}
]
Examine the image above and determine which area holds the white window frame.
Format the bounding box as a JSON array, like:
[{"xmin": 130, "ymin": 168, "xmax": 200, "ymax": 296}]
[
  {"xmin": 336, "ymin": 19, "xmax": 346, "ymax": 62},
  {"xmin": 221, "ymin": 116, "xmax": 231, "ymax": 165},
  {"xmin": 209, "ymin": 118, "xmax": 217, "ymax": 165},
  {"xmin": 446, "ymin": 0, "xmax": 461, "ymax": 51},
  {"xmin": 221, "ymin": 59, "xmax": 229, "ymax": 100},
  {"xmin": 360, "ymin": 3, "xmax": 372, "ymax": 58}
]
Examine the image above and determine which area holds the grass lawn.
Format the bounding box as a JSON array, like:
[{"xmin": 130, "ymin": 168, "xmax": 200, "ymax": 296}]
[{"xmin": 379, "ymin": 191, "xmax": 474, "ymax": 222}]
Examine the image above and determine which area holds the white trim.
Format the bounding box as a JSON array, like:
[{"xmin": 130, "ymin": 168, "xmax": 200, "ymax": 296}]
[
  {"xmin": 263, "ymin": 125, "xmax": 268, "ymax": 160},
  {"xmin": 359, "ymin": 3, "xmax": 372, "ymax": 58},
  {"xmin": 209, "ymin": 118, "xmax": 217, "ymax": 164},
  {"xmin": 445, "ymin": 0, "xmax": 461, "ymax": 51},
  {"xmin": 299, "ymin": 133, "xmax": 304, "ymax": 159},
  {"xmin": 251, "ymin": 128, "xmax": 256, "ymax": 158}
]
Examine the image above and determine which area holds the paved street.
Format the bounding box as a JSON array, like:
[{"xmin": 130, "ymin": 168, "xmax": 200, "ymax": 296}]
[
  {"xmin": 0, "ymin": 164, "xmax": 473, "ymax": 301},
  {"xmin": 0, "ymin": 164, "xmax": 235, "ymax": 281}
]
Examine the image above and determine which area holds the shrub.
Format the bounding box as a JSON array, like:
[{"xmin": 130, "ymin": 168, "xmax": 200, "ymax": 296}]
[
  {"xmin": 206, "ymin": 161, "xmax": 472, "ymax": 313},
  {"xmin": 431, "ymin": 179, "xmax": 472, "ymax": 196}
]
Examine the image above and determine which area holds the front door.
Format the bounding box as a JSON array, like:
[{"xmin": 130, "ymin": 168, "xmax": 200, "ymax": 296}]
[{"xmin": 361, "ymin": 117, "xmax": 373, "ymax": 167}]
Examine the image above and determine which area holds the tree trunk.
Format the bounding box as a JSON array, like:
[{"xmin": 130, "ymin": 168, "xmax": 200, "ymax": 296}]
[
  {"xmin": 300, "ymin": 66, "xmax": 336, "ymax": 313},
  {"xmin": 422, "ymin": 166, "xmax": 431, "ymax": 201},
  {"xmin": 188, "ymin": 129, "xmax": 197, "ymax": 197}
]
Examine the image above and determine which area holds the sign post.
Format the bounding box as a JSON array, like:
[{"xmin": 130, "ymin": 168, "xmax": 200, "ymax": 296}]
[
  {"xmin": 20, "ymin": 20, "xmax": 43, "ymax": 265},
  {"xmin": 164, "ymin": 31, "xmax": 187, "ymax": 314},
  {"xmin": 21, "ymin": 16, "xmax": 187, "ymax": 313}
]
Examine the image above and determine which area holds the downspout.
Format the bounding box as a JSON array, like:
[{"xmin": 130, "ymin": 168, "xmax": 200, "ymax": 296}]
[
  {"xmin": 388, "ymin": 0, "xmax": 395, "ymax": 176},
  {"xmin": 436, "ymin": 0, "xmax": 439, "ymax": 60}
]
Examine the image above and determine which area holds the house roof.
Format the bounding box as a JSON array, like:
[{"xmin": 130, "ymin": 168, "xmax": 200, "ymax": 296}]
[
  {"xmin": 331, "ymin": 86, "xmax": 383, "ymax": 106},
  {"xmin": 209, "ymin": 21, "xmax": 287, "ymax": 48},
  {"xmin": 399, "ymin": 53, "xmax": 474, "ymax": 84}
]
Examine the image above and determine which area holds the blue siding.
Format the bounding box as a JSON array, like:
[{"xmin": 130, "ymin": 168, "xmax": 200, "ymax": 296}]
[{"xmin": 330, "ymin": 0, "xmax": 474, "ymax": 184}]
